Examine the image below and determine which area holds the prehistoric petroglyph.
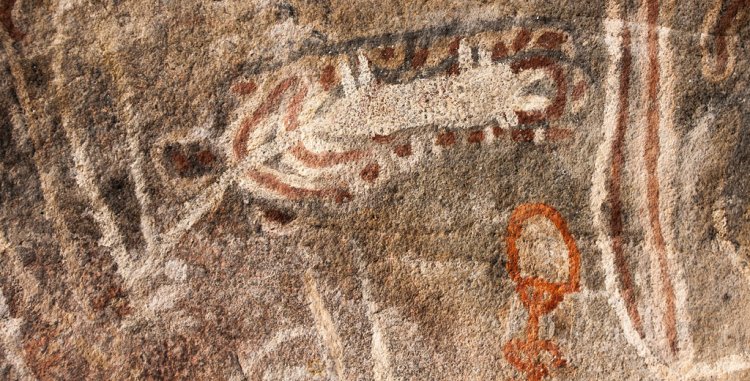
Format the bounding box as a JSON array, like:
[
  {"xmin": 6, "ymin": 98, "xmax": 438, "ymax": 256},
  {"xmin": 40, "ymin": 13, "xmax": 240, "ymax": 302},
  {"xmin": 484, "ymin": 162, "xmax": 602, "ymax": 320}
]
[
  {"xmin": 592, "ymin": 0, "xmax": 750, "ymax": 378},
  {"xmin": 700, "ymin": 0, "xmax": 749, "ymax": 82},
  {"xmin": 237, "ymin": 326, "xmax": 329, "ymax": 381},
  {"xmin": 353, "ymin": 243, "xmax": 396, "ymax": 381},
  {"xmin": 304, "ymin": 270, "xmax": 347, "ymax": 381},
  {"xmin": 223, "ymin": 22, "xmax": 590, "ymax": 202},
  {"xmin": 502, "ymin": 203, "xmax": 580, "ymax": 381},
  {"xmin": 2, "ymin": 1, "xmax": 749, "ymax": 377}
]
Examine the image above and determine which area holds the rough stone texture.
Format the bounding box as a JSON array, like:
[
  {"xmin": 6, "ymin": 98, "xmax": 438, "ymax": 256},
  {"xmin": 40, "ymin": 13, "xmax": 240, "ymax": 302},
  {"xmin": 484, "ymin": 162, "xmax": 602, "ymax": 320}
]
[{"xmin": 0, "ymin": 0, "xmax": 749, "ymax": 380}]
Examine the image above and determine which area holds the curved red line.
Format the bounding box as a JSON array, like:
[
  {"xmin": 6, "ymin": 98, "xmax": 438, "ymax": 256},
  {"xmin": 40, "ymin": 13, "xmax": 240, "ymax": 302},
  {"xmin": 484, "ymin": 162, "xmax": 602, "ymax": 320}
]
[
  {"xmin": 284, "ymin": 85, "xmax": 309, "ymax": 132},
  {"xmin": 289, "ymin": 141, "xmax": 366, "ymax": 168},
  {"xmin": 645, "ymin": 0, "xmax": 678, "ymax": 354},
  {"xmin": 610, "ymin": 15, "xmax": 646, "ymax": 338},
  {"xmin": 706, "ymin": 0, "xmax": 748, "ymax": 78},
  {"xmin": 233, "ymin": 77, "xmax": 298, "ymax": 160},
  {"xmin": 246, "ymin": 169, "xmax": 352, "ymax": 203},
  {"xmin": 510, "ymin": 56, "xmax": 567, "ymax": 125}
]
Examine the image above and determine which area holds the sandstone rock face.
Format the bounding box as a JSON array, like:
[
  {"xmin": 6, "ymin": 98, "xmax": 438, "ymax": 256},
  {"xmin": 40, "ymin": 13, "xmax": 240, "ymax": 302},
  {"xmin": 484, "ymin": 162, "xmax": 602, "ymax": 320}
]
[{"xmin": 1, "ymin": 0, "xmax": 749, "ymax": 380}]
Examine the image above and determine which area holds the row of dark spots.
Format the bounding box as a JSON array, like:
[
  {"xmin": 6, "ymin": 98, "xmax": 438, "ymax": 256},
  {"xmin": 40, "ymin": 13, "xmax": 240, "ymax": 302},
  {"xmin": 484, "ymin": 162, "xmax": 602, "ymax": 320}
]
[
  {"xmin": 342, "ymin": 29, "xmax": 567, "ymax": 87},
  {"xmin": 231, "ymin": 30, "xmax": 568, "ymax": 104}
]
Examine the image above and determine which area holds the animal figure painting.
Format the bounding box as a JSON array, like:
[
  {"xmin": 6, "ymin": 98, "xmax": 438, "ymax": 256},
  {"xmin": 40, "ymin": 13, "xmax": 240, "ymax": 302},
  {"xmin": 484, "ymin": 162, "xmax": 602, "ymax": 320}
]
[{"xmin": 225, "ymin": 22, "xmax": 589, "ymax": 201}]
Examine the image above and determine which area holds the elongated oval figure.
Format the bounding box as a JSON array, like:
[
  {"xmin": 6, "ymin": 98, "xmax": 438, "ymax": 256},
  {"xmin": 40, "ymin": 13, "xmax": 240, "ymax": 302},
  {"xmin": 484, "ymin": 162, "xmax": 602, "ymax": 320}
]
[{"xmin": 224, "ymin": 23, "xmax": 590, "ymax": 202}]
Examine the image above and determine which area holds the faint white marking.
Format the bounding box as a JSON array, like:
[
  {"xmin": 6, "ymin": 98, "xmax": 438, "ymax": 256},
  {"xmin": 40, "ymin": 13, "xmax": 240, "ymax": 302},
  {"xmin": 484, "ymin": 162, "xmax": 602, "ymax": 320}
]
[
  {"xmin": 352, "ymin": 242, "xmax": 396, "ymax": 381},
  {"xmin": 65, "ymin": 125, "xmax": 139, "ymax": 281},
  {"xmin": 594, "ymin": 7, "xmax": 749, "ymax": 381},
  {"xmin": 0, "ymin": 232, "xmax": 39, "ymax": 302},
  {"xmin": 500, "ymin": 110, "xmax": 518, "ymax": 129},
  {"xmin": 357, "ymin": 52, "xmax": 374, "ymax": 88},
  {"xmin": 657, "ymin": 23, "xmax": 694, "ymax": 361},
  {"xmin": 713, "ymin": 202, "xmax": 750, "ymax": 283},
  {"xmin": 339, "ymin": 60, "xmax": 357, "ymax": 97},
  {"xmin": 683, "ymin": 355, "xmax": 750, "ymax": 379},
  {"xmin": 123, "ymin": 110, "xmax": 159, "ymax": 254},
  {"xmin": 0, "ymin": 14, "xmax": 97, "ymax": 319},
  {"xmin": 147, "ymin": 284, "xmax": 183, "ymax": 312},
  {"xmin": 239, "ymin": 327, "xmax": 313, "ymax": 376},
  {"xmin": 262, "ymin": 365, "xmax": 319, "ymax": 381},
  {"xmin": 158, "ymin": 138, "xmax": 288, "ymax": 253},
  {"xmin": 458, "ymin": 38, "xmax": 473, "ymax": 71},
  {"xmin": 300, "ymin": 63, "xmax": 516, "ymax": 139},
  {"xmin": 478, "ymin": 48, "xmax": 492, "ymax": 67},
  {"xmin": 164, "ymin": 258, "xmax": 189, "ymax": 282},
  {"xmin": 361, "ymin": 271, "xmax": 395, "ymax": 381},
  {"xmin": 304, "ymin": 270, "xmax": 346, "ymax": 381},
  {"xmin": 0, "ymin": 291, "xmax": 36, "ymax": 381},
  {"xmin": 533, "ymin": 129, "xmax": 545, "ymax": 145},
  {"xmin": 484, "ymin": 125, "xmax": 497, "ymax": 142},
  {"xmin": 48, "ymin": 13, "xmax": 146, "ymax": 293},
  {"xmin": 502, "ymin": 295, "xmax": 523, "ymax": 343},
  {"xmin": 398, "ymin": 256, "xmax": 490, "ymax": 278},
  {"xmin": 0, "ymin": 290, "xmax": 7, "ymax": 318}
]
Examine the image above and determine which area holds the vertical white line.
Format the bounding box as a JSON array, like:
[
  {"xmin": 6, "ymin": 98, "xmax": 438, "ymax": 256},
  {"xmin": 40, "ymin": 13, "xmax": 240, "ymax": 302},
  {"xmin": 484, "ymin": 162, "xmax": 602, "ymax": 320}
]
[
  {"xmin": 0, "ymin": 7, "xmax": 95, "ymax": 319},
  {"xmin": 49, "ymin": 9, "xmax": 140, "ymax": 288},
  {"xmin": 353, "ymin": 243, "xmax": 396, "ymax": 381},
  {"xmin": 357, "ymin": 52, "xmax": 374, "ymax": 89},
  {"xmin": 304, "ymin": 270, "xmax": 347, "ymax": 381},
  {"xmin": 122, "ymin": 105, "xmax": 159, "ymax": 255},
  {"xmin": 340, "ymin": 60, "xmax": 357, "ymax": 97},
  {"xmin": 458, "ymin": 38, "xmax": 473, "ymax": 71}
]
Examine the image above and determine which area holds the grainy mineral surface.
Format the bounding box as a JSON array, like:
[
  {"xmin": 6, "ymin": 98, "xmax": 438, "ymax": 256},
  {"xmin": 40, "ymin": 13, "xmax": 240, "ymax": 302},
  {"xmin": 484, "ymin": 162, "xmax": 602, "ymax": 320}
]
[{"xmin": 0, "ymin": 0, "xmax": 749, "ymax": 380}]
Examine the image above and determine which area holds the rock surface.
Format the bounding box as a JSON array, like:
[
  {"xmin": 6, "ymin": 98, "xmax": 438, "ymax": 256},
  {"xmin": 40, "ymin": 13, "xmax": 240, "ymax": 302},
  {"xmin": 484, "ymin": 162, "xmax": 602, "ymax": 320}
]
[{"xmin": 0, "ymin": 0, "xmax": 749, "ymax": 380}]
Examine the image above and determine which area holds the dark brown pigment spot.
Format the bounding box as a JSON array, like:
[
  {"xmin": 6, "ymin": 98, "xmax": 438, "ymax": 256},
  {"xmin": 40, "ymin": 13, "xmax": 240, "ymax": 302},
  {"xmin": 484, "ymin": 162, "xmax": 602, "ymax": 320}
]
[
  {"xmin": 436, "ymin": 131, "xmax": 456, "ymax": 146},
  {"xmin": 468, "ymin": 130, "xmax": 485, "ymax": 144},
  {"xmin": 546, "ymin": 128, "xmax": 573, "ymax": 141},
  {"xmin": 170, "ymin": 150, "xmax": 190, "ymax": 173},
  {"xmin": 394, "ymin": 143, "xmax": 412, "ymax": 157},
  {"xmin": 448, "ymin": 38, "xmax": 460, "ymax": 55},
  {"xmin": 380, "ymin": 47, "xmax": 395, "ymax": 60},
  {"xmin": 372, "ymin": 134, "xmax": 395, "ymax": 144},
  {"xmin": 232, "ymin": 80, "xmax": 257, "ymax": 96},
  {"xmin": 572, "ymin": 81, "xmax": 587, "ymax": 102},
  {"xmin": 446, "ymin": 62, "xmax": 460, "ymax": 76},
  {"xmin": 164, "ymin": 143, "xmax": 222, "ymax": 178},
  {"xmin": 320, "ymin": 65, "xmax": 337, "ymax": 91},
  {"xmin": 492, "ymin": 41, "xmax": 508, "ymax": 60},
  {"xmin": 412, "ymin": 49, "xmax": 429, "ymax": 69},
  {"xmin": 511, "ymin": 129, "xmax": 534, "ymax": 142},
  {"xmin": 512, "ymin": 29, "xmax": 531, "ymax": 52},
  {"xmin": 536, "ymin": 31, "xmax": 567, "ymax": 50},
  {"xmin": 197, "ymin": 150, "xmax": 215, "ymax": 166},
  {"xmin": 263, "ymin": 208, "xmax": 296, "ymax": 225},
  {"xmin": 360, "ymin": 162, "xmax": 380, "ymax": 183}
]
